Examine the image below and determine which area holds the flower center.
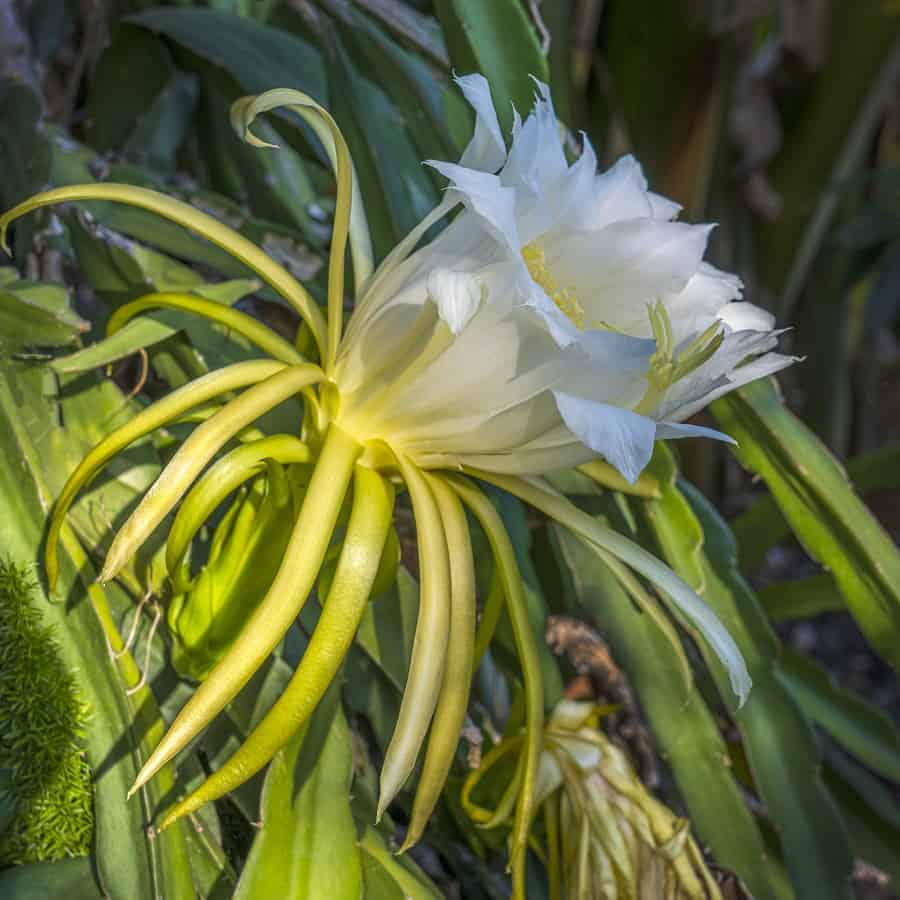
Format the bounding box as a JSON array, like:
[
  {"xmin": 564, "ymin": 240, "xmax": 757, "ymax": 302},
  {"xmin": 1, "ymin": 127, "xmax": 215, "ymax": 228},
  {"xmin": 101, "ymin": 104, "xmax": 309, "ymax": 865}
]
[{"xmin": 522, "ymin": 242, "xmax": 585, "ymax": 330}]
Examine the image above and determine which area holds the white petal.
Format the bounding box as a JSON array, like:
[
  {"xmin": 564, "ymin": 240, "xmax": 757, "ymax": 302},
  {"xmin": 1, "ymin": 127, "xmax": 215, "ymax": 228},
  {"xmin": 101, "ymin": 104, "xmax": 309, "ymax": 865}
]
[
  {"xmin": 665, "ymin": 262, "xmax": 743, "ymax": 335},
  {"xmin": 515, "ymin": 135, "xmax": 599, "ymax": 245},
  {"xmin": 533, "ymin": 752, "xmax": 564, "ymax": 807},
  {"xmin": 549, "ymin": 699, "xmax": 595, "ymax": 730},
  {"xmin": 501, "ymin": 80, "xmax": 567, "ymax": 194},
  {"xmin": 426, "ymin": 161, "xmax": 520, "ymax": 252},
  {"xmin": 662, "ymin": 353, "xmax": 799, "ymax": 421},
  {"xmin": 718, "ymin": 301, "xmax": 775, "ymax": 333},
  {"xmin": 648, "ymin": 191, "xmax": 682, "ymax": 221},
  {"xmin": 426, "ymin": 440, "xmax": 596, "ymax": 475},
  {"xmin": 553, "ymin": 392, "xmax": 658, "ymax": 483},
  {"xmin": 552, "ymin": 220, "xmax": 714, "ymax": 332},
  {"xmin": 456, "ymin": 73, "xmax": 507, "ymax": 172},
  {"xmin": 427, "ymin": 268, "xmax": 484, "ymax": 335},
  {"xmin": 655, "ymin": 421, "xmax": 736, "ymax": 444},
  {"xmin": 581, "ymin": 154, "xmax": 653, "ymax": 230},
  {"xmin": 555, "ymin": 735, "xmax": 602, "ymax": 771}
]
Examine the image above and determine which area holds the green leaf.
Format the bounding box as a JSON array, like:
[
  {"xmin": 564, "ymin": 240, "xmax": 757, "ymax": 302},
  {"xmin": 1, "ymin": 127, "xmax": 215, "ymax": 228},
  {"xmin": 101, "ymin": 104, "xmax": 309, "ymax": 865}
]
[
  {"xmin": 676, "ymin": 480, "xmax": 855, "ymax": 900},
  {"xmin": 0, "ymin": 280, "xmax": 87, "ymax": 353},
  {"xmin": 712, "ymin": 378, "xmax": 900, "ymax": 671},
  {"xmin": 732, "ymin": 442, "xmax": 900, "ymax": 573},
  {"xmin": 129, "ymin": 7, "xmax": 327, "ymax": 102},
  {"xmin": 319, "ymin": 23, "xmax": 439, "ymax": 259},
  {"xmin": 51, "ymin": 263, "xmax": 259, "ymax": 375},
  {"xmin": 780, "ymin": 648, "xmax": 900, "ymax": 782},
  {"xmin": 823, "ymin": 746, "xmax": 900, "ymax": 886},
  {"xmin": 333, "ymin": 4, "xmax": 459, "ymax": 164},
  {"xmin": 756, "ymin": 2, "xmax": 900, "ymax": 296},
  {"xmin": 85, "ymin": 27, "xmax": 183, "ymax": 160},
  {"xmin": 548, "ymin": 518, "xmax": 788, "ymax": 900},
  {"xmin": 0, "ymin": 857, "xmax": 101, "ymax": 900},
  {"xmin": 757, "ymin": 573, "xmax": 845, "ymax": 621},
  {"xmin": 600, "ymin": 0, "xmax": 712, "ymax": 194},
  {"xmin": 0, "ymin": 81, "xmax": 52, "ymax": 260},
  {"xmin": 434, "ymin": 0, "xmax": 549, "ymax": 135},
  {"xmin": 51, "ymin": 133, "xmax": 322, "ymax": 285},
  {"xmin": 192, "ymin": 71, "xmax": 328, "ymax": 246},
  {"xmin": 358, "ymin": 827, "xmax": 442, "ymax": 900},
  {"xmin": 0, "ymin": 361, "xmax": 195, "ymax": 900},
  {"xmin": 232, "ymin": 688, "xmax": 362, "ymax": 900},
  {"xmin": 353, "ymin": 565, "xmax": 418, "ymax": 695}
]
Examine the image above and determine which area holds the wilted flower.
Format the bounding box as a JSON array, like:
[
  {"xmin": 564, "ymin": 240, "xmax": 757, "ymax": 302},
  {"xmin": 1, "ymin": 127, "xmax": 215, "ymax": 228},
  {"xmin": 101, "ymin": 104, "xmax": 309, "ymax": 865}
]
[
  {"xmin": 464, "ymin": 700, "xmax": 724, "ymax": 900},
  {"xmin": 0, "ymin": 74, "xmax": 785, "ymax": 899}
]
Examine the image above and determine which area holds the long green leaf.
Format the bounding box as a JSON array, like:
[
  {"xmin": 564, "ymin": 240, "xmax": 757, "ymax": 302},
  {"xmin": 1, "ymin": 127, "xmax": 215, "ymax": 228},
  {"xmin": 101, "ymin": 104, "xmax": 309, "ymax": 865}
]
[
  {"xmin": 0, "ymin": 362, "xmax": 195, "ymax": 900},
  {"xmin": 732, "ymin": 443, "xmax": 900, "ymax": 573},
  {"xmin": 434, "ymin": 0, "xmax": 549, "ymax": 135},
  {"xmin": 129, "ymin": 7, "xmax": 327, "ymax": 102},
  {"xmin": 655, "ymin": 469, "xmax": 855, "ymax": 900},
  {"xmin": 757, "ymin": 573, "xmax": 846, "ymax": 621},
  {"xmin": 318, "ymin": 23, "xmax": 439, "ymax": 259},
  {"xmin": 823, "ymin": 746, "xmax": 900, "ymax": 887},
  {"xmin": 712, "ymin": 378, "xmax": 900, "ymax": 670},
  {"xmin": 0, "ymin": 857, "xmax": 100, "ymax": 900},
  {"xmin": 779, "ymin": 649, "xmax": 900, "ymax": 782},
  {"xmin": 232, "ymin": 688, "xmax": 362, "ymax": 900}
]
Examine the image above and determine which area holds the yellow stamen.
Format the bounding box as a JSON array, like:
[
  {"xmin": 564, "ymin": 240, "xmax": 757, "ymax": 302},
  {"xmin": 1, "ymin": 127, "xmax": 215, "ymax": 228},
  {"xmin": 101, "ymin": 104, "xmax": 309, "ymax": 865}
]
[{"xmin": 522, "ymin": 242, "xmax": 585, "ymax": 330}]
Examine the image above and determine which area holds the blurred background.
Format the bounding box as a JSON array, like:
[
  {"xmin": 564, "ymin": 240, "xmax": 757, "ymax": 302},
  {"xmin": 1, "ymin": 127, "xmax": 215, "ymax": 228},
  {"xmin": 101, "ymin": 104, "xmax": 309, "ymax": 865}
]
[{"xmin": 1, "ymin": 1, "xmax": 899, "ymax": 896}]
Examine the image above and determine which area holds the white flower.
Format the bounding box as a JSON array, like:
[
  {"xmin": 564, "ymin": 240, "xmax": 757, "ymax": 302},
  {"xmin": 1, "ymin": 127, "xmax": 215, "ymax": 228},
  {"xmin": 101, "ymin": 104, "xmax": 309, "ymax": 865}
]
[{"xmin": 336, "ymin": 75, "xmax": 793, "ymax": 483}]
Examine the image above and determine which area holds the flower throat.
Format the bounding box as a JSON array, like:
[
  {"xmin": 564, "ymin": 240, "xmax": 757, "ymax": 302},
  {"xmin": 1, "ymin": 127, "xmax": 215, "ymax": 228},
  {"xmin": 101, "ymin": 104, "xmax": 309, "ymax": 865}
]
[{"xmin": 521, "ymin": 242, "xmax": 585, "ymax": 330}]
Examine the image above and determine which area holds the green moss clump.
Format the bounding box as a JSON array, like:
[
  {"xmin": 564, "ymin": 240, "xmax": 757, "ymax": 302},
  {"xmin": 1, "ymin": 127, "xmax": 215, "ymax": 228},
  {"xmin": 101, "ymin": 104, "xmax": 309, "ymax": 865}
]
[{"xmin": 0, "ymin": 560, "xmax": 94, "ymax": 863}]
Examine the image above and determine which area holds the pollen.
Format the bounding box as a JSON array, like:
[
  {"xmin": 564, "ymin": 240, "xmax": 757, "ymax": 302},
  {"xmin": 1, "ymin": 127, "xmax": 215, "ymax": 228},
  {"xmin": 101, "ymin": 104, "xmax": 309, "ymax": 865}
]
[{"xmin": 522, "ymin": 242, "xmax": 585, "ymax": 330}]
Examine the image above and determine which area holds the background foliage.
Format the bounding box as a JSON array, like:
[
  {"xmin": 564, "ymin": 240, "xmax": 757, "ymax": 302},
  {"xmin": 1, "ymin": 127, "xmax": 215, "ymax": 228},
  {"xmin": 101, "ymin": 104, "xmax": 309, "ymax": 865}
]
[{"xmin": 0, "ymin": 1, "xmax": 899, "ymax": 898}]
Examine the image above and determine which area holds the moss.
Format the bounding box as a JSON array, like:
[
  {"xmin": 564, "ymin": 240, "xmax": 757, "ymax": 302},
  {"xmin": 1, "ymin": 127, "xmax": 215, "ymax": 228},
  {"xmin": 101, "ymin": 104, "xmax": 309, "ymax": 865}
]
[{"xmin": 0, "ymin": 560, "xmax": 93, "ymax": 863}]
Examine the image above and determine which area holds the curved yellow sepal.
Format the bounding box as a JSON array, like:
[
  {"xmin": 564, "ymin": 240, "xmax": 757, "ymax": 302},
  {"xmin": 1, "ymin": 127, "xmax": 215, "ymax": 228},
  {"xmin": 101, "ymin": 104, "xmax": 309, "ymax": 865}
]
[
  {"xmin": 44, "ymin": 360, "xmax": 286, "ymax": 591},
  {"xmin": 101, "ymin": 364, "xmax": 324, "ymax": 583},
  {"xmin": 128, "ymin": 424, "xmax": 362, "ymax": 799},
  {"xmin": 155, "ymin": 463, "xmax": 393, "ymax": 827},
  {"xmin": 231, "ymin": 88, "xmax": 374, "ymax": 372},
  {"xmin": 377, "ymin": 455, "xmax": 451, "ymax": 820},
  {"xmin": 0, "ymin": 183, "xmax": 327, "ymax": 357},
  {"xmin": 108, "ymin": 292, "xmax": 305, "ymax": 366}
]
